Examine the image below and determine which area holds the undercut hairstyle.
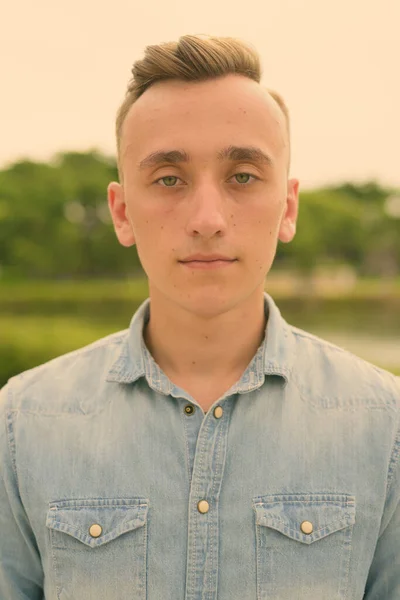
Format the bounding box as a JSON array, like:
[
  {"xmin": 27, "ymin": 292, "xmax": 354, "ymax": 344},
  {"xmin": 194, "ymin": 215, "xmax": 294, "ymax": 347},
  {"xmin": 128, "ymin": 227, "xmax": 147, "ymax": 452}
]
[{"xmin": 114, "ymin": 34, "xmax": 291, "ymax": 182}]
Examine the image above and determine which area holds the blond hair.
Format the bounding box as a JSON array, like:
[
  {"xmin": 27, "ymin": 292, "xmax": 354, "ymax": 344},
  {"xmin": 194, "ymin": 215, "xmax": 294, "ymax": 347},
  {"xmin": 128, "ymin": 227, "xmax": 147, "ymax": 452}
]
[{"xmin": 115, "ymin": 34, "xmax": 290, "ymax": 182}]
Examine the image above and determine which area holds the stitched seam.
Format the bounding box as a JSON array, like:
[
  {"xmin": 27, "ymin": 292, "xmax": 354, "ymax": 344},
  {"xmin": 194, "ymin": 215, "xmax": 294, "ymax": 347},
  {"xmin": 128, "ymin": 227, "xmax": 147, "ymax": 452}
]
[
  {"xmin": 256, "ymin": 518, "xmax": 261, "ymax": 600},
  {"xmin": 208, "ymin": 412, "xmax": 224, "ymax": 598},
  {"xmin": 180, "ymin": 406, "xmax": 192, "ymax": 487},
  {"xmin": 342, "ymin": 522, "xmax": 354, "ymax": 599},
  {"xmin": 291, "ymin": 326, "xmax": 400, "ymax": 384},
  {"xmin": 254, "ymin": 499, "xmax": 354, "ymax": 505},
  {"xmin": 192, "ymin": 416, "xmax": 211, "ymax": 598},
  {"xmin": 291, "ymin": 326, "xmax": 361, "ymax": 355},
  {"xmin": 294, "ymin": 373, "xmax": 396, "ymax": 411},
  {"xmin": 258, "ymin": 519, "xmax": 353, "ymax": 540},
  {"xmin": 10, "ymin": 333, "xmax": 126, "ymax": 386},
  {"xmin": 142, "ymin": 520, "xmax": 148, "ymax": 600},
  {"xmin": 386, "ymin": 424, "xmax": 400, "ymax": 492},
  {"xmin": 49, "ymin": 529, "xmax": 62, "ymax": 600},
  {"xmin": 6, "ymin": 409, "xmax": 19, "ymax": 483},
  {"xmin": 50, "ymin": 500, "xmax": 148, "ymax": 508}
]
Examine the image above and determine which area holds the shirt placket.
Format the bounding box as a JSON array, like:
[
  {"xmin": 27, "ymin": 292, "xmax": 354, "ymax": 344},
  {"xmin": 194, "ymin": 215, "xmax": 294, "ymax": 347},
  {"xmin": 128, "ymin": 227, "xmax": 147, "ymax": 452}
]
[{"xmin": 184, "ymin": 399, "xmax": 232, "ymax": 600}]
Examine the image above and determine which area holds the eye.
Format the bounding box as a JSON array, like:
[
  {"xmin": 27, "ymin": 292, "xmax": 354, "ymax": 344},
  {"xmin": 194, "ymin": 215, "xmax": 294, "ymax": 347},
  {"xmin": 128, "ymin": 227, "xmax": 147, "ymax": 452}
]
[
  {"xmin": 232, "ymin": 173, "xmax": 257, "ymax": 185},
  {"xmin": 154, "ymin": 172, "xmax": 258, "ymax": 187},
  {"xmin": 154, "ymin": 176, "xmax": 183, "ymax": 187}
]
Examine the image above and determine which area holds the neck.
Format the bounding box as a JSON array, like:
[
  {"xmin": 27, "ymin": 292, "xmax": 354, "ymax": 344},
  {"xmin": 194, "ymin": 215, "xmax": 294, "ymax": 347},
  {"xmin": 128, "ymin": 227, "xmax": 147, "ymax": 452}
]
[{"xmin": 142, "ymin": 285, "xmax": 268, "ymax": 383}]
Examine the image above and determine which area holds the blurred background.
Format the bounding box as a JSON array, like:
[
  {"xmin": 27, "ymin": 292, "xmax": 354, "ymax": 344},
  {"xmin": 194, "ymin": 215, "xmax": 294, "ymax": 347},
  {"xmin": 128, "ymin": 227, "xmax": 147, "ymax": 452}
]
[{"xmin": 1, "ymin": 0, "xmax": 399, "ymax": 387}]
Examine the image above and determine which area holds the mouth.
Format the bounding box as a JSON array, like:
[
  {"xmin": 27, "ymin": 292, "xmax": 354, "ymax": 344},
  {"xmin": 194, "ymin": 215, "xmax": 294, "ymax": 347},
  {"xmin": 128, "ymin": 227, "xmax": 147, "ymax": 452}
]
[{"xmin": 179, "ymin": 259, "xmax": 237, "ymax": 270}]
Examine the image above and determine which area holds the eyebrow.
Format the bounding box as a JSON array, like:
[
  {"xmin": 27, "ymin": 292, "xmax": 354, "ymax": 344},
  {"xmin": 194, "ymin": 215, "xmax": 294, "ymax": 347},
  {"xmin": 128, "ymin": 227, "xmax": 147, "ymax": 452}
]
[{"xmin": 137, "ymin": 145, "xmax": 274, "ymax": 170}]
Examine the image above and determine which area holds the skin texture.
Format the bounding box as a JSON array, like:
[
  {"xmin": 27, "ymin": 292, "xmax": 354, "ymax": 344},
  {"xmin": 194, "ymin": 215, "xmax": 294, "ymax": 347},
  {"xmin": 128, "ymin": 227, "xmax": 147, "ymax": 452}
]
[{"xmin": 108, "ymin": 74, "xmax": 299, "ymax": 404}]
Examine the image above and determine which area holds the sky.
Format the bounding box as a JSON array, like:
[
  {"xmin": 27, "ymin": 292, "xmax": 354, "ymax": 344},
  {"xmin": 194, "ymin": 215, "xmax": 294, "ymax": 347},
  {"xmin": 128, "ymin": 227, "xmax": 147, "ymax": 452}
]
[{"xmin": 1, "ymin": 0, "xmax": 399, "ymax": 189}]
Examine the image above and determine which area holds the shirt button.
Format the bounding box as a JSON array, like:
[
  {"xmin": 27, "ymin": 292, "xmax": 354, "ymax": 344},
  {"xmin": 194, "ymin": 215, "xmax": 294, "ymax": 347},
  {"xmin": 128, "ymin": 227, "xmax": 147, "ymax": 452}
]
[
  {"xmin": 197, "ymin": 500, "xmax": 210, "ymax": 514},
  {"xmin": 300, "ymin": 520, "xmax": 313, "ymax": 535},
  {"xmin": 89, "ymin": 524, "xmax": 103, "ymax": 538},
  {"xmin": 213, "ymin": 406, "xmax": 223, "ymax": 419},
  {"xmin": 184, "ymin": 404, "xmax": 195, "ymax": 415}
]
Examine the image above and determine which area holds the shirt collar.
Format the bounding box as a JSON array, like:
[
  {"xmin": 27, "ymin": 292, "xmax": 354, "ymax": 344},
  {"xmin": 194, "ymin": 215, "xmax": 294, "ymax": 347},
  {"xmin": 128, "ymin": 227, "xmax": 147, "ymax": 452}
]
[{"xmin": 106, "ymin": 291, "xmax": 295, "ymax": 394}]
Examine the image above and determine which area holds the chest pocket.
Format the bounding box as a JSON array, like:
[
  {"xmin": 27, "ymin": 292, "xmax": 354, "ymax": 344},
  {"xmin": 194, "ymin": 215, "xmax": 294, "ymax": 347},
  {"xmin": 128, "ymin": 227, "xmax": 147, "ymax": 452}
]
[
  {"xmin": 46, "ymin": 498, "xmax": 149, "ymax": 600},
  {"xmin": 252, "ymin": 493, "xmax": 356, "ymax": 600}
]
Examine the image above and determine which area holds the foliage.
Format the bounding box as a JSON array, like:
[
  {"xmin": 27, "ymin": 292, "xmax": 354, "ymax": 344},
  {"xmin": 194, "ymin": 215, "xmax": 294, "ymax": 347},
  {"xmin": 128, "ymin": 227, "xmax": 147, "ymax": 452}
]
[
  {"xmin": 1, "ymin": 279, "xmax": 399, "ymax": 388},
  {"xmin": 0, "ymin": 150, "xmax": 399, "ymax": 279}
]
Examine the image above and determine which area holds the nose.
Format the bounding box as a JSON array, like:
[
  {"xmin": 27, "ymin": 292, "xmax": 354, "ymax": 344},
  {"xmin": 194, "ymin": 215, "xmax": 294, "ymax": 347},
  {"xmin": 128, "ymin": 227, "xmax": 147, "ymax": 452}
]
[{"xmin": 185, "ymin": 183, "xmax": 229, "ymax": 238}]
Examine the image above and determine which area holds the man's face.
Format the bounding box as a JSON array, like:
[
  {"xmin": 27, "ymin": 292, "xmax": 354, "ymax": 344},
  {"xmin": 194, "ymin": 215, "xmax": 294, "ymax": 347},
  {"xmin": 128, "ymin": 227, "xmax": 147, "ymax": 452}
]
[{"xmin": 108, "ymin": 74, "xmax": 299, "ymax": 316}]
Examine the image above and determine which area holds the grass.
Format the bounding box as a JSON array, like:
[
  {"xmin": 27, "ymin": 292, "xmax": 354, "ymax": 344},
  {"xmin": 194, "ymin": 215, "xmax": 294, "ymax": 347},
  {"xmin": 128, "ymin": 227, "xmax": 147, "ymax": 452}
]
[
  {"xmin": 0, "ymin": 278, "xmax": 150, "ymax": 303},
  {"xmin": 1, "ymin": 313, "xmax": 398, "ymax": 381},
  {"xmin": 1, "ymin": 275, "xmax": 400, "ymax": 302},
  {"xmin": 1, "ymin": 315, "xmax": 118, "ymax": 356},
  {"xmin": 1, "ymin": 276, "xmax": 399, "ymax": 385}
]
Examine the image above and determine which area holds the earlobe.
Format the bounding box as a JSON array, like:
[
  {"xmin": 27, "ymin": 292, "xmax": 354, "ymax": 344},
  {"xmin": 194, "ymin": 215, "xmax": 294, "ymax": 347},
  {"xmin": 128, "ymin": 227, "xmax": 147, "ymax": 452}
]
[{"xmin": 278, "ymin": 221, "xmax": 296, "ymax": 244}]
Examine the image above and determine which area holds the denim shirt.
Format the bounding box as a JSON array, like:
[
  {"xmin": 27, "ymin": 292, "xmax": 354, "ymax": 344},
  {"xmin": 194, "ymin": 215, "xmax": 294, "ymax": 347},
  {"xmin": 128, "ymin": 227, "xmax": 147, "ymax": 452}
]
[{"xmin": 1, "ymin": 292, "xmax": 399, "ymax": 600}]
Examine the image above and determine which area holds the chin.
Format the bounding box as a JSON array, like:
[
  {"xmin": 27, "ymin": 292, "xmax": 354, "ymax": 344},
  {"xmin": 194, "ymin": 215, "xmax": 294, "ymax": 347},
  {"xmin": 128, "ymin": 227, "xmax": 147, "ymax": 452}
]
[{"xmin": 174, "ymin": 288, "xmax": 242, "ymax": 316}]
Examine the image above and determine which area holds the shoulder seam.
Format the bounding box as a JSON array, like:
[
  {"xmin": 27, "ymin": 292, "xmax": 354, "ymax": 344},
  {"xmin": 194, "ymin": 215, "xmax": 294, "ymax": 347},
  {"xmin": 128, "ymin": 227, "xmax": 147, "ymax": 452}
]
[
  {"xmin": 290, "ymin": 326, "xmax": 350, "ymax": 355},
  {"xmin": 290, "ymin": 325, "xmax": 397, "ymax": 379},
  {"xmin": 9, "ymin": 329, "xmax": 127, "ymax": 384},
  {"xmin": 56, "ymin": 329, "xmax": 127, "ymax": 360}
]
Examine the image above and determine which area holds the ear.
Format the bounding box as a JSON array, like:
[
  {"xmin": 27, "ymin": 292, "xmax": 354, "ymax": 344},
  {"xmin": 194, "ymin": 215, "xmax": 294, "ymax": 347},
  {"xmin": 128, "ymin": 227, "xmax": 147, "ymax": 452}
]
[
  {"xmin": 278, "ymin": 178, "xmax": 299, "ymax": 243},
  {"xmin": 107, "ymin": 182, "xmax": 136, "ymax": 247}
]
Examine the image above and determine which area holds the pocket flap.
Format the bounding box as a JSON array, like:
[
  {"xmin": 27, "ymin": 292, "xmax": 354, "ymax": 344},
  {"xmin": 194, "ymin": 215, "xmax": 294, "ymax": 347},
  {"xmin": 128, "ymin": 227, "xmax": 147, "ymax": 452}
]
[
  {"xmin": 46, "ymin": 497, "xmax": 149, "ymax": 548},
  {"xmin": 253, "ymin": 493, "xmax": 355, "ymax": 545}
]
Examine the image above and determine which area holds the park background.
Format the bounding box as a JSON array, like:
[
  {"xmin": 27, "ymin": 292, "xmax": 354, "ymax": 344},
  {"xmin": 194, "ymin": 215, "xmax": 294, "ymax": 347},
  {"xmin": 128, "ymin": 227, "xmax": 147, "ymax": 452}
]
[{"xmin": 1, "ymin": 0, "xmax": 399, "ymax": 387}]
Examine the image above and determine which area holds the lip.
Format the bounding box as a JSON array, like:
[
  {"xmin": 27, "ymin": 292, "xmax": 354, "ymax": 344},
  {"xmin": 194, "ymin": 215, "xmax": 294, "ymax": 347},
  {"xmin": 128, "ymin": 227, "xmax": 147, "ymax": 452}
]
[
  {"xmin": 180, "ymin": 254, "xmax": 235, "ymax": 262},
  {"xmin": 179, "ymin": 259, "xmax": 237, "ymax": 270}
]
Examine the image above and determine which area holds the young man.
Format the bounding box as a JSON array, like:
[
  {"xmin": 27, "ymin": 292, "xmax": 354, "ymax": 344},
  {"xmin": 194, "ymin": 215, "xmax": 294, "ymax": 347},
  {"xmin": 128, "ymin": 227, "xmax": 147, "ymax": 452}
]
[{"xmin": 0, "ymin": 35, "xmax": 399, "ymax": 600}]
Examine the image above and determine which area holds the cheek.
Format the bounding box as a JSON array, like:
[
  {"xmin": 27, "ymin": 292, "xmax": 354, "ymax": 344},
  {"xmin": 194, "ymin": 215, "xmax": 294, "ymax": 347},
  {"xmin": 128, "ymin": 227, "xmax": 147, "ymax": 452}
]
[
  {"xmin": 127, "ymin": 198, "xmax": 157, "ymax": 238},
  {"xmin": 243, "ymin": 204, "xmax": 281, "ymax": 241},
  {"xmin": 134, "ymin": 215, "xmax": 177, "ymax": 268}
]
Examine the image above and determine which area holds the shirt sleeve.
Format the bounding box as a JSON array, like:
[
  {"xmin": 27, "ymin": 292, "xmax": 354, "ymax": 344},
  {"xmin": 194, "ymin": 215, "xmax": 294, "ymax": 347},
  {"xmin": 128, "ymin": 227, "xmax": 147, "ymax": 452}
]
[
  {"xmin": 0, "ymin": 383, "xmax": 44, "ymax": 599},
  {"xmin": 363, "ymin": 415, "xmax": 400, "ymax": 598}
]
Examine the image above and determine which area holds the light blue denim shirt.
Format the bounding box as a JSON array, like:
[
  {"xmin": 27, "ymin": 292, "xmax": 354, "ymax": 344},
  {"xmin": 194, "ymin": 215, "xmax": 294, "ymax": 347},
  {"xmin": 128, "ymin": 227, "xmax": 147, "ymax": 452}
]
[{"xmin": 1, "ymin": 292, "xmax": 399, "ymax": 600}]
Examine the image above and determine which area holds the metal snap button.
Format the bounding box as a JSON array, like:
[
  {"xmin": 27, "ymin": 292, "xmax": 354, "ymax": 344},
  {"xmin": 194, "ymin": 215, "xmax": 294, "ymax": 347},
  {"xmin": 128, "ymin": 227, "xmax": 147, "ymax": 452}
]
[
  {"xmin": 184, "ymin": 404, "xmax": 195, "ymax": 415},
  {"xmin": 89, "ymin": 523, "xmax": 103, "ymax": 538},
  {"xmin": 300, "ymin": 520, "xmax": 313, "ymax": 535},
  {"xmin": 213, "ymin": 406, "xmax": 223, "ymax": 419},
  {"xmin": 197, "ymin": 500, "xmax": 210, "ymax": 514}
]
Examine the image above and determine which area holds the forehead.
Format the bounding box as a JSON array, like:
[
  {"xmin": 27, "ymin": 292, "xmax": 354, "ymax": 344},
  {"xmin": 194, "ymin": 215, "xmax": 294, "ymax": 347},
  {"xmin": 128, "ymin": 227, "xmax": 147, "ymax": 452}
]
[{"xmin": 121, "ymin": 75, "xmax": 288, "ymax": 165}]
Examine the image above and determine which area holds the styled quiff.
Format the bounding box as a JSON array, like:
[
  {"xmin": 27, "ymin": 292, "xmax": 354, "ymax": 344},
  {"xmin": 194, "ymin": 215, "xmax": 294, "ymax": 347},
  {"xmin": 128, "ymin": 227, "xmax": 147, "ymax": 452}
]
[{"xmin": 115, "ymin": 34, "xmax": 290, "ymax": 182}]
